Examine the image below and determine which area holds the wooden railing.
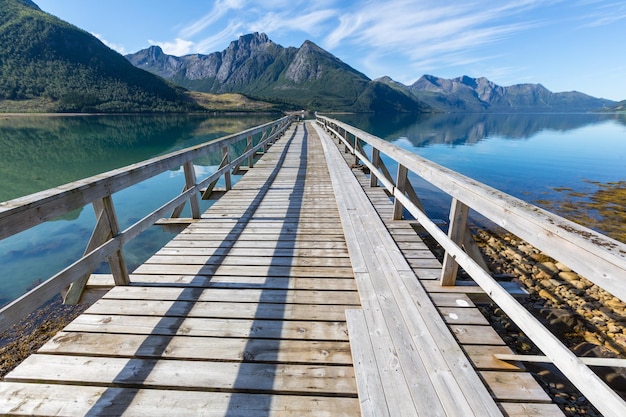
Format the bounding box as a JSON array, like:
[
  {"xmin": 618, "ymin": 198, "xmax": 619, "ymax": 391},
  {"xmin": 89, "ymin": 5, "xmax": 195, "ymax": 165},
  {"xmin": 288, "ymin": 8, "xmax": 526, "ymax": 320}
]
[
  {"xmin": 316, "ymin": 114, "xmax": 626, "ymax": 417},
  {"xmin": 0, "ymin": 115, "xmax": 294, "ymax": 332}
]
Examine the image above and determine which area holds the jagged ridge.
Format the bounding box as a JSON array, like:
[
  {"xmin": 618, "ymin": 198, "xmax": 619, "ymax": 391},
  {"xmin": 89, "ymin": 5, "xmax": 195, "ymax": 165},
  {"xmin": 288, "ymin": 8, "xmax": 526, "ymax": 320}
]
[
  {"xmin": 378, "ymin": 74, "xmax": 615, "ymax": 112},
  {"xmin": 126, "ymin": 33, "xmax": 431, "ymax": 113}
]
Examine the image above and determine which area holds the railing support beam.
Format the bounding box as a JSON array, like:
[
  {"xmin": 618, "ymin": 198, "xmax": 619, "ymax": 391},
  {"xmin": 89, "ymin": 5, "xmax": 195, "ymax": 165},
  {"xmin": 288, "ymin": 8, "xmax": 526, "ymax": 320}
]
[
  {"xmin": 393, "ymin": 164, "xmax": 409, "ymax": 220},
  {"xmin": 441, "ymin": 198, "xmax": 469, "ymax": 285},
  {"xmin": 370, "ymin": 148, "xmax": 380, "ymax": 187}
]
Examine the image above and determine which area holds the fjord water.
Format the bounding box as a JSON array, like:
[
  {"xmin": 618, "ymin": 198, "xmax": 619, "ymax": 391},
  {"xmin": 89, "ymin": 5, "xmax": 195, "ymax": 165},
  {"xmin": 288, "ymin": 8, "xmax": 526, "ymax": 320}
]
[
  {"xmin": 335, "ymin": 112, "xmax": 626, "ymax": 224},
  {"xmin": 0, "ymin": 113, "xmax": 624, "ymax": 306},
  {"xmin": 0, "ymin": 114, "xmax": 276, "ymax": 307}
]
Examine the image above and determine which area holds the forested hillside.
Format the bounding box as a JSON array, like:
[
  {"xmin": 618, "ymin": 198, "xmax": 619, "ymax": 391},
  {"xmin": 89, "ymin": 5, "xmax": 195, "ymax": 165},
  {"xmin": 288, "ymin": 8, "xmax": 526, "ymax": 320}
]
[{"xmin": 0, "ymin": 0, "xmax": 197, "ymax": 112}]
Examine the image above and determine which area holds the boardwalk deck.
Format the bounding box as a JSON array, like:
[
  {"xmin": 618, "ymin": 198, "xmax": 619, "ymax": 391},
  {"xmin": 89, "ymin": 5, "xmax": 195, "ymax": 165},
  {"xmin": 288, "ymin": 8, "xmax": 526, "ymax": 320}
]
[
  {"xmin": 0, "ymin": 122, "xmax": 360, "ymax": 416},
  {"xmin": 0, "ymin": 120, "xmax": 564, "ymax": 416}
]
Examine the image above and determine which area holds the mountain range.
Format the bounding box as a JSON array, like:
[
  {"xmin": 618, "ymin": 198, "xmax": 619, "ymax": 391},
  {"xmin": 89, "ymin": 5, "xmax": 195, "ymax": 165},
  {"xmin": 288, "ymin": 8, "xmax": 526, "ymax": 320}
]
[
  {"xmin": 0, "ymin": 0, "xmax": 618, "ymax": 113},
  {"xmin": 379, "ymin": 75, "xmax": 615, "ymax": 112},
  {"xmin": 127, "ymin": 33, "xmax": 616, "ymax": 113},
  {"xmin": 126, "ymin": 33, "xmax": 430, "ymax": 113}
]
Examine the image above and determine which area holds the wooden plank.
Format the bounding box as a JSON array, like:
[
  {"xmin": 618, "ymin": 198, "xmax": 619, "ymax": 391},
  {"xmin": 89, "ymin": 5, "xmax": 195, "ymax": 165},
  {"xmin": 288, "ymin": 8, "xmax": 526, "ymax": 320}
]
[
  {"xmin": 132, "ymin": 264, "xmax": 354, "ymax": 278},
  {"xmin": 438, "ymin": 307, "xmax": 490, "ymax": 325},
  {"xmin": 499, "ymin": 403, "xmax": 565, "ymax": 417},
  {"xmin": 450, "ymin": 325, "xmax": 506, "ymax": 345},
  {"xmin": 39, "ymin": 331, "xmax": 353, "ymax": 365},
  {"xmin": 317, "ymin": 116, "xmax": 626, "ymax": 301},
  {"xmin": 128, "ymin": 274, "xmax": 357, "ymax": 291},
  {"xmin": 5, "ymin": 355, "xmax": 357, "ymax": 395},
  {"xmin": 67, "ymin": 314, "xmax": 350, "ymax": 341},
  {"xmin": 84, "ymin": 298, "xmax": 353, "ymax": 322},
  {"xmin": 0, "ymin": 382, "xmax": 361, "ymax": 417},
  {"xmin": 143, "ymin": 254, "xmax": 353, "ymax": 268},
  {"xmin": 346, "ymin": 309, "xmax": 391, "ymax": 417},
  {"xmin": 155, "ymin": 247, "xmax": 349, "ymax": 258},
  {"xmin": 103, "ymin": 286, "xmax": 360, "ymax": 305},
  {"xmin": 315, "ymin": 122, "xmax": 503, "ymax": 417},
  {"xmin": 429, "ymin": 293, "xmax": 475, "ymax": 308},
  {"xmin": 463, "ymin": 345, "xmax": 524, "ymax": 371},
  {"xmin": 480, "ymin": 371, "xmax": 551, "ymax": 402}
]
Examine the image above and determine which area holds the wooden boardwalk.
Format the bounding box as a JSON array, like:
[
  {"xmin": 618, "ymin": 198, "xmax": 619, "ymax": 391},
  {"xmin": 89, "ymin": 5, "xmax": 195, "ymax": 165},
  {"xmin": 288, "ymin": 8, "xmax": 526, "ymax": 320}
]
[{"xmin": 0, "ymin": 121, "xmax": 563, "ymax": 416}]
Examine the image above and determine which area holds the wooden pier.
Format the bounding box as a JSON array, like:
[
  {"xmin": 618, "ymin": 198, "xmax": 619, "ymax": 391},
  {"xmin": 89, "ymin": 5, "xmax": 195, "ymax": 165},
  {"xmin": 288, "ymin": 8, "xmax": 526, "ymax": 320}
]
[{"xmin": 1, "ymin": 117, "xmax": 625, "ymax": 416}]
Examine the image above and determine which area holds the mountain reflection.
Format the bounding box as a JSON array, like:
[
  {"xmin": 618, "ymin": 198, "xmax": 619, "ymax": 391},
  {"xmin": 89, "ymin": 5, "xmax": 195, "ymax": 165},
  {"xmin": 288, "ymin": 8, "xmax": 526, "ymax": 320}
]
[
  {"xmin": 334, "ymin": 112, "xmax": 624, "ymax": 147},
  {"xmin": 0, "ymin": 114, "xmax": 275, "ymax": 202}
]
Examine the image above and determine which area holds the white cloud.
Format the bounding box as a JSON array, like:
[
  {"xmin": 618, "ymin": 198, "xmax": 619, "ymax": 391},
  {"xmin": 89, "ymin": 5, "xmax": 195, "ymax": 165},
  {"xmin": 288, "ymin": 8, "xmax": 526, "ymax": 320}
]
[
  {"xmin": 248, "ymin": 9, "xmax": 336, "ymax": 36},
  {"xmin": 195, "ymin": 22, "xmax": 244, "ymax": 53},
  {"xmin": 149, "ymin": 38, "xmax": 195, "ymax": 56},
  {"xmin": 323, "ymin": 0, "xmax": 546, "ymax": 81},
  {"xmin": 180, "ymin": 0, "xmax": 247, "ymax": 38},
  {"xmin": 92, "ymin": 33, "xmax": 127, "ymax": 55}
]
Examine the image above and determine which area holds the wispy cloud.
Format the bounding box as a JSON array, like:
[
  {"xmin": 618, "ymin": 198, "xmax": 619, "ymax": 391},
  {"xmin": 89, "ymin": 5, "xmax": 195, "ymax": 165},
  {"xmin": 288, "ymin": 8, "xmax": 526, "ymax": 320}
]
[
  {"xmin": 322, "ymin": 0, "xmax": 548, "ymax": 80},
  {"xmin": 577, "ymin": 0, "xmax": 626, "ymax": 27},
  {"xmin": 180, "ymin": 0, "xmax": 247, "ymax": 38},
  {"xmin": 195, "ymin": 22, "xmax": 245, "ymax": 53},
  {"xmin": 248, "ymin": 9, "xmax": 337, "ymax": 37}
]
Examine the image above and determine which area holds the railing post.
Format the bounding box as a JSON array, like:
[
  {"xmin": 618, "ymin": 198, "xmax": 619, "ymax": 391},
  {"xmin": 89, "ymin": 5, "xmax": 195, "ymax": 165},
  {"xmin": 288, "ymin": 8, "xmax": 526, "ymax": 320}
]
[
  {"xmin": 440, "ymin": 198, "xmax": 469, "ymax": 285},
  {"xmin": 393, "ymin": 164, "xmax": 409, "ymax": 220},
  {"xmin": 370, "ymin": 147, "xmax": 380, "ymax": 187},
  {"xmin": 65, "ymin": 195, "xmax": 130, "ymax": 304},
  {"xmin": 246, "ymin": 135, "xmax": 254, "ymax": 169},
  {"xmin": 353, "ymin": 136, "xmax": 360, "ymax": 166},
  {"xmin": 222, "ymin": 146, "xmax": 232, "ymax": 191},
  {"xmin": 183, "ymin": 161, "xmax": 201, "ymax": 219}
]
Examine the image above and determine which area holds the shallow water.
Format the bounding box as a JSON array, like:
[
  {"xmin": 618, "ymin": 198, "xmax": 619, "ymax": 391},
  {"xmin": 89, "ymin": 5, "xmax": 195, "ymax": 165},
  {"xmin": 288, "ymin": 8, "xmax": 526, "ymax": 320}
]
[{"xmin": 0, "ymin": 114, "xmax": 275, "ymax": 306}]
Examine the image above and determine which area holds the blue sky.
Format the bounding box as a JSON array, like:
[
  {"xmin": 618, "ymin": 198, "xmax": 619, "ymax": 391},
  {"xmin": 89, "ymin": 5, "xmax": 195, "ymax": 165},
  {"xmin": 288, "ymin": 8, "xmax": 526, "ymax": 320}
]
[{"xmin": 35, "ymin": 0, "xmax": 626, "ymax": 101}]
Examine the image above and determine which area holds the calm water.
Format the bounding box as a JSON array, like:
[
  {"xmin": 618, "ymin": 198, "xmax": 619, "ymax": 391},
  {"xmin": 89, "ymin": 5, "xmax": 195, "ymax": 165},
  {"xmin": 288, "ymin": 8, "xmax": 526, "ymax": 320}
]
[
  {"xmin": 0, "ymin": 114, "xmax": 276, "ymax": 307},
  {"xmin": 335, "ymin": 112, "xmax": 626, "ymax": 223},
  {"xmin": 0, "ymin": 113, "xmax": 624, "ymax": 307}
]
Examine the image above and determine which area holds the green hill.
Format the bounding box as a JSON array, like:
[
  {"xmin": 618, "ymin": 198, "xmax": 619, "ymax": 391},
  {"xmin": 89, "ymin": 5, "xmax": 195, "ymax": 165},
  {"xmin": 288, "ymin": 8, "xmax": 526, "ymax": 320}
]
[{"xmin": 0, "ymin": 0, "xmax": 198, "ymax": 113}]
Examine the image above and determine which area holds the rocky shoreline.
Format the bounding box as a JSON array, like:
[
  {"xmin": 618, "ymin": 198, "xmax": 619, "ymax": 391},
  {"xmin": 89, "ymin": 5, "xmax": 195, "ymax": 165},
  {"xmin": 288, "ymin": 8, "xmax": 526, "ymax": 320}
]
[
  {"xmin": 0, "ymin": 296, "xmax": 86, "ymax": 378},
  {"xmin": 472, "ymin": 228, "xmax": 626, "ymax": 417}
]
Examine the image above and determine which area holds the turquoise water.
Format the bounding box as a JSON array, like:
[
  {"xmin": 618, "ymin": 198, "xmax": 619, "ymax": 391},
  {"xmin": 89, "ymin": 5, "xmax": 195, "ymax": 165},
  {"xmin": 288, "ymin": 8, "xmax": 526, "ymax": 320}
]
[
  {"xmin": 334, "ymin": 113, "xmax": 626, "ymax": 222},
  {"xmin": 0, "ymin": 113, "xmax": 624, "ymax": 307},
  {"xmin": 0, "ymin": 114, "xmax": 275, "ymax": 307}
]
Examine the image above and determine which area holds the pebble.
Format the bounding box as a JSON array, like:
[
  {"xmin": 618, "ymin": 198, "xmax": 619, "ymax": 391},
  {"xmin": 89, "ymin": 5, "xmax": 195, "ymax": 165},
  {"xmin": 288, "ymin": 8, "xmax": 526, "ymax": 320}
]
[{"xmin": 473, "ymin": 228, "xmax": 624, "ymax": 417}]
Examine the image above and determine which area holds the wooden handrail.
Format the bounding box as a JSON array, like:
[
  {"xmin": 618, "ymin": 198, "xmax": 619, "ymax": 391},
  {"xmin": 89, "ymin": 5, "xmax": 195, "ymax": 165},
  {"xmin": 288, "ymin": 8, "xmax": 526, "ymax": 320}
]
[
  {"xmin": 317, "ymin": 115, "xmax": 626, "ymax": 300},
  {"xmin": 0, "ymin": 116, "xmax": 293, "ymax": 240},
  {"xmin": 316, "ymin": 114, "xmax": 626, "ymax": 417},
  {"xmin": 0, "ymin": 115, "xmax": 294, "ymax": 332}
]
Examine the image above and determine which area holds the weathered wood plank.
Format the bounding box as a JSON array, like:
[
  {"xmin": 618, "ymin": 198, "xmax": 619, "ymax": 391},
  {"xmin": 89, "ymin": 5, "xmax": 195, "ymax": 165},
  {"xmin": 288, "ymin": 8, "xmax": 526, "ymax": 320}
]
[
  {"xmin": 315, "ymin": 122, "xmax": 502, "ymax": 417},
  {"xmin": 143, "ymin": 254, "xmax": 353, "ymax": 268},
  {"xmin": 5, "ymin": 354, "xmax": 357, "ymax": 395},
  {"xmin": 132, "ymin": 263, "xmax": 354, "ymax": 277},
  {"xmin": 39, "ymin": 331, "xmax": 353, "ymax": 364},
  {"xmin": 499, "ymin": 403, "xmax": 565, "ymax": 417},
  {"xmin": 128, "ymin": 274, "xmax": 357, "ymax": 291},
  {"xmin": 103, "ymin": 286, "xmax": 360, "ymax": 305},
  {"xmin": 480, "ymin": 371, "xmax": 551, "ymax": 402},
  {"xmin": 0, "ymin": 382, "xmax": 361, "ymax": 417},
  {"xmin": 67, "ymin": 314, "xmax": 350, "ymax": 341},
  {"xmin": 85, "ymin": 298, "xmax": 353, "ymax": 322}
]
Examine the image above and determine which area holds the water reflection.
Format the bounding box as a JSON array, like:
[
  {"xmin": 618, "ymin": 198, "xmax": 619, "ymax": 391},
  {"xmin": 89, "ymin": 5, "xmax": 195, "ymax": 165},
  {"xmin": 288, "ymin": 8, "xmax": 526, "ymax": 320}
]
[
  {"xmin": 0, "ymin": 114, "xmax": 275, "ymax": 201},
  {"xmin": 0, "ymin": 114, "xmax": 276, "ymax": 306},
  {"xmin": 334, "ymin": 112, "xmax": 624, "ymax": 147}
]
